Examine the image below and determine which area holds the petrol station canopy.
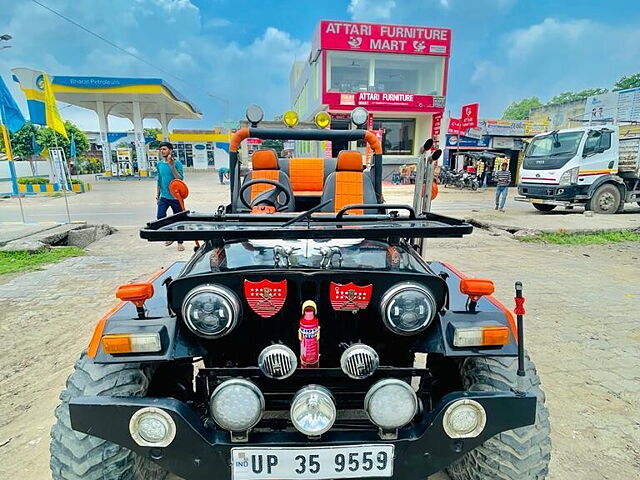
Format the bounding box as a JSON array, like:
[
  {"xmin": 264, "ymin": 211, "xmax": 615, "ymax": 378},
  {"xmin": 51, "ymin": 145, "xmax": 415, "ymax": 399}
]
[{"xmin": 49, "ymin": 75, "xmax": 202, "ymax": 122}]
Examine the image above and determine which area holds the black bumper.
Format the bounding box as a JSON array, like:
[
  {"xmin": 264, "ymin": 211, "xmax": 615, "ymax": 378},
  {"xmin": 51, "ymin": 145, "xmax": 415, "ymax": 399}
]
[
  {"xmin": 517, "ymin": 183, "xmax": 588, "ymax": 202},
  {"xmin": 70, "ymin": 391, "xmax": 536, "ymax": 479}
]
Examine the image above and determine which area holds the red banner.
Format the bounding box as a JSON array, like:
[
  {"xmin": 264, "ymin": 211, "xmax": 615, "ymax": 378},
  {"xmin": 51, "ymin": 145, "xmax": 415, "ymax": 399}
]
[
  {"xmin": 324, "ymin": 91, "xmax": 445, "ymax": 112},
  {"xmin": 461, "ymin": 103, "xmax": 479, "ymax": 129},
  {"xmin": 432, "ymin": 113, "xmax": 442, "ymax": 137},
  {"xmin": 319, "ymin": 21, "xmax": 451, "ymax": 56},
  {"xmin": 448, "ymin": 117, "xmax": 463, "ymax": 134}
]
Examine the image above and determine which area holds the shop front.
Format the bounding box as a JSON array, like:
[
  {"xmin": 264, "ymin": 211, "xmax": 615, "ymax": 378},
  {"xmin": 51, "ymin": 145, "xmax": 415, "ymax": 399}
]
[
  {"xmin": 444, "ymin": 119, "xmax": 549, "ymax": 185},
  {"xmin": 290, "ymin": 20, "xmax": 450, "ymax": 174}
]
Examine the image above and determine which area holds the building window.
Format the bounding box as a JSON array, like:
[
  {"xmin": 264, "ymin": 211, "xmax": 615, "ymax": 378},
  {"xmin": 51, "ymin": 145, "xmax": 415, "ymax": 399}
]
[
  {"xmin": 328, "ymin": 52, "xmax": 370, "ymax": 93},
  {"xmin": 373, "ymin": 118, "xmax": 415, "ymax": 155}
]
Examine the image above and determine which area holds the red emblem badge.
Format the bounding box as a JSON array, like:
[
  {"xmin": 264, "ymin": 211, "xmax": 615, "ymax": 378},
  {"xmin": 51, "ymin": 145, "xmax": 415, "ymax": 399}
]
[
  {"xmin": 330, "ymin": 282, "xmax": 373, "ymax": 313},
  {"xmin": 244, "ymin": 280, "xmax": 287, "ymax": 318}
]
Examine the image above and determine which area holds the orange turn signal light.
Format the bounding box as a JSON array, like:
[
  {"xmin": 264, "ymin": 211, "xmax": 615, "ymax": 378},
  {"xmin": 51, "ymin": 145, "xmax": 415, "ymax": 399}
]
[
  {"xmin": 453, "ymin": 325, "xmax": 510, "ymax": 347},
  {"xmin": 102, "ymin": 333, "xmax": 162, "ymax": 354},
  {"xmin": 460, "ymin": 278, "xmax": 495, "ymax": 301},
  {"xmin": 116, "ymin": 282, "xmax": 154, "ymax": 307}
]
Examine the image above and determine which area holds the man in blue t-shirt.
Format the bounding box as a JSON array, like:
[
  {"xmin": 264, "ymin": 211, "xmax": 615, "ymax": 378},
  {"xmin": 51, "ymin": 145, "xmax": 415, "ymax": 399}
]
[{"xmin": 156, "ymin": 141, "xmax": 185, "ymax": 251}]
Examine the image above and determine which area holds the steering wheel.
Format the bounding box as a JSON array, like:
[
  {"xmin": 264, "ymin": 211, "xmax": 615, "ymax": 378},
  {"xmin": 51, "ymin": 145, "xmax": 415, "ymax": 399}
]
[{"xmin": 239, "ymin": 178, "xmax": 292, "ymax": 212}]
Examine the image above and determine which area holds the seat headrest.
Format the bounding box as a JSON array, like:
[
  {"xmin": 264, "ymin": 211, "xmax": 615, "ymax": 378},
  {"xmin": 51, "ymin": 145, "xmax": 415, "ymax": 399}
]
[
  {"xmin": 252, "ymin": 149, "xmax": 279, "ymax": 170},
  {"xmin": 336, "ymin": 151, "xmax": 363, "ymax": 171}
]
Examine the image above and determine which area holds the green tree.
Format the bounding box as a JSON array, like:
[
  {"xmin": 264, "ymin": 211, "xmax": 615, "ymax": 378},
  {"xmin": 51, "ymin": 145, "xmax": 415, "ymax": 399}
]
[
  {"xmin": 502, "ymin": 97, "xmax": 543, "ymax": 120},
  {"xmin": 262, "ymin": 139, "xmax": 284, "ymax": 156},
  {"xmin": 144, "ymin": 127, "xmax": 162, "ymax": 149},
  {"xmin": 37, "ymin": 120, "xmax": 90, "ymax": 159},
  {"xmin": 2, "ymin": 122, "xmax": 40, "ymax": 158},
  {"xmin": 613, "ymin": 73, "xmax": 640, "ymax": 91},
  {"xmin": 548, "ymin": 88, "xmax": 608, "ymax": 105}
]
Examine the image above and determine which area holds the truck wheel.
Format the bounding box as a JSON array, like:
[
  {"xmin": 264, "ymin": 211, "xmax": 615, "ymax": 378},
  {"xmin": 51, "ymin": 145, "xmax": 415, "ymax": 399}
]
[
  {"xmin": 446, "ymin": 353, "xmax": 551, "ymax": 480},
  {"xmin": 587, "ymin": 184, "xmax": 622, "ymax": 214},
  {"xmin": 532, "ymin": 204, "xmax": 556, "ymax": 212},
  {"xmin": 50, "ymin": 353, "xmax": 170, "ymax": 480}
]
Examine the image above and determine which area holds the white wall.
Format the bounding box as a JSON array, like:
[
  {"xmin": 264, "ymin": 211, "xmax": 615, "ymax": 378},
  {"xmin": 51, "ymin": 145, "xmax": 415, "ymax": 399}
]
[{"xmin": 0, "ymin": 161, "xmax": 52, "ymax": 181}]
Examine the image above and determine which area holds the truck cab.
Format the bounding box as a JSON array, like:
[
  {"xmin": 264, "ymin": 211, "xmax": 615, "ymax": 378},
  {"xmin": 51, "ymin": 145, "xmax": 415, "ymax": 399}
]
[{"xmin": 517, "ymin": 125, "xmax": 640, "ymax": 213}]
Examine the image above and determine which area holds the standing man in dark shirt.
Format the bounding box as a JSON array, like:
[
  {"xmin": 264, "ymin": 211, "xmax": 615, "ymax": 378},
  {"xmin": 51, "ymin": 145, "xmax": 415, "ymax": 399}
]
[
  {"xmin": 495, "ymin": 161, "xmax": 512, "ymax": 212},
  {"xmin": 156, "ymin": 141, "xmax": 185, "ymax": 251}
]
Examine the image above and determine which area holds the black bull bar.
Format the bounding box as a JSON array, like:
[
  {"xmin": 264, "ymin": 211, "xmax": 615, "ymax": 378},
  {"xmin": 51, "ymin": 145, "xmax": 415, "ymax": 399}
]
[{"xmin": 70, "ymin": 390, "xmax": 535, "ymax": 479}]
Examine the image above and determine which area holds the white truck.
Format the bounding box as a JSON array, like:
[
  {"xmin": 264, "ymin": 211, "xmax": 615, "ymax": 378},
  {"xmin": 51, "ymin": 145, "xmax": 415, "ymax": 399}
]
[{"xmin": 516, "ymin": 124, "xmax": 640, "ymax": 213}]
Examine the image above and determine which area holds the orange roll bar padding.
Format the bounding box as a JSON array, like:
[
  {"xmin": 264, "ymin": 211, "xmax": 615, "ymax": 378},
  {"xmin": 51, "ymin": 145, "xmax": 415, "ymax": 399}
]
[
  {"xmin": 230, "ymin": 127, "xmax": 250, "ymax": 153},
  {"xmin": 364, "ymin": 131, "xmax": 382, "ymax": 154},
  {"xmin": 87, "ymin": 268, "xmax": 166, "ymax": 358}
]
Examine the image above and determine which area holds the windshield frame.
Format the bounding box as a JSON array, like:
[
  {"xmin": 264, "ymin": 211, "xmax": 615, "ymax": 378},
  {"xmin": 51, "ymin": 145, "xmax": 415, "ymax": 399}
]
[{"xmin": 525, "ymin": 131, "xmax": 584, "ymax": 159}]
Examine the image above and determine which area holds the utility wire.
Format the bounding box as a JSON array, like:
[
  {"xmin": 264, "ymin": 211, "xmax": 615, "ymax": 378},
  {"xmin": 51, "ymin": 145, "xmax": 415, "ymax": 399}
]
[{"xmin": 30, "ymin": 0, "xmax": 231, "ymax": 117}]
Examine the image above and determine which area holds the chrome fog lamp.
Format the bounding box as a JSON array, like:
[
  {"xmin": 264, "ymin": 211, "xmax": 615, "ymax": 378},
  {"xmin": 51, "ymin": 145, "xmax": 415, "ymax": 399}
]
[
  {"xmin": 246, "ymin": 104, "xmax": 264, "ymax": 125},
  {"xmin": 365, "ymin": 379, "xmax": 418, "ymax": 438},
  {"xmin": 380, "ymin": 283, "xmax": 437, "ymax": 335},
  {"xmin": 129, "ymin": 407, "xmax": 177, "ymax": 447},
  {"xmin": 443, "ymin": 399, "xmax": 486, "ymax": 439},
  {"xmin": 182, "ymin": 285, "xmax": 240, "ymax": 339},
  {"xmin": 290, "ymin": 385, "xmax": 336, "ymax": 437},
  {"xmin": 340, "ymin": 343, "xmax": 379, "ymax": 379},
  {"xmin": 210, "ymin": 379, "xmax": 264, "ymax": 438},
  {"xmin": 258, "ymin": 344, "xmax": 298, "ymax": 379},
  {"xmin": 351, "ymin": 107, "xmax": 369, "ymax": 127}
]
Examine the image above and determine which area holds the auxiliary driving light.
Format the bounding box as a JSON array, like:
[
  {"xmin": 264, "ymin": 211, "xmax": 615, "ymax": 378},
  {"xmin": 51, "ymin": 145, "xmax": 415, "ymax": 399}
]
[
  {"xmin": 380, "ymin": 283, "xmax": 437, "ymax": 335},
  {"xmin": 210, "ymin": 379, "xmax": 265, "ymax": 433},
  {"xmin": 182, "ymin": 284, "xmax": 241, "ymax": 339},
  {"xmin": 290, "ymin": 385, "xmax": 336, "ymax": 436},
  {"xmin": 283, "ymin": 110, "xmax": 299, "ymax": 127},
  {"xmin": 350, "ymin": 107, "xmax": 369, "ymax": 127},
  {"xmin": 364, "ymin": 379, "xmax": 418, "ymax": 432},
  {"xmin": 314, "ymin": 111, "xmax": 331, "ymax": 129},
  {"xmin": 258, "ymin": 344, "xmax": 298, "ymax": 379},
  {"xmin": 246, "ymin": 104, "xmax": 264, "ymax": 125},
  {"xmin": 129, "ymin": 407, "xmax": 176, "ymax": 447},
  {"xmin": 442, "ymin": 399, "xmax": 487, "ymax": 438},
  {"xmin": 340, "ymin": 343, "xmax": 379, "ymax": 379}
]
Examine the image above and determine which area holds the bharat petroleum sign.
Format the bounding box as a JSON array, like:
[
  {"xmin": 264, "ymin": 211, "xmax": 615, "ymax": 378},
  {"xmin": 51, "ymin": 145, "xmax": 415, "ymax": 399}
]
[{"xmin": 319, "ymin": 21, "xmax": 451, "ymax": 56}]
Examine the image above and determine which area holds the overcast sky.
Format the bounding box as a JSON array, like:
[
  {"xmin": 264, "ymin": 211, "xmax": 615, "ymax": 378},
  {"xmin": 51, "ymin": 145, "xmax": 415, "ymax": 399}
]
[{"xmin": 1, "ymin": 0, "xmax": 639, "ymax": 131}]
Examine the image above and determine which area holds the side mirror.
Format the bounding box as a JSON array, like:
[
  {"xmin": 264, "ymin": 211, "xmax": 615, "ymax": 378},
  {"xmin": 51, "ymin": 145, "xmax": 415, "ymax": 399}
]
[
  {"xmin": 460, "ymin": 278, "xmax": 495, "ymax": 312},
  {"xmin": 423, "ymin": 138, "xmax": 434, "ymax": 151}
]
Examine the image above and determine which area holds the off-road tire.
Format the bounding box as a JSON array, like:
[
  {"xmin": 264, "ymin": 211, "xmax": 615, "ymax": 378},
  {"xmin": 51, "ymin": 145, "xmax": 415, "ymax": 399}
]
[
  {"xmin": 50, "ymin": 353, "xmax": 170, "ymax": 480},
  {"xmin": 446, "ymin": 353, "xmax": 552, "ymax": 480},
  {"xmin": 586, "ymin": 184, "xmax": 621, "ymax": 214},
  {"xmin": 532, "ymin": 204, "xmax": 556, "ymax": 212}
]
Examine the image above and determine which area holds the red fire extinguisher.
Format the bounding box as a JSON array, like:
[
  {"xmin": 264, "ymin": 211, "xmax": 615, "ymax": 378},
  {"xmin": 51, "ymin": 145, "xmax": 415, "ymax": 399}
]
[{"xmin": 299, "ymin": 300, "xmax": 320, "ymax": 368}]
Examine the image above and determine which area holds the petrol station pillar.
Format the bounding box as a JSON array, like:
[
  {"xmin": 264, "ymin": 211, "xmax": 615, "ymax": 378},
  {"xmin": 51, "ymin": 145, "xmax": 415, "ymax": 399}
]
[
  {"xmin": 96, "ymin": 101, "xmax": 112, "ymax": 175},
  {"xmin": 132, "ymin": 101, "xmax": 148, "ymax": 176},
  {"xmin": 160, "ymin": 112, "xmax": 170, "ymax": 141}
]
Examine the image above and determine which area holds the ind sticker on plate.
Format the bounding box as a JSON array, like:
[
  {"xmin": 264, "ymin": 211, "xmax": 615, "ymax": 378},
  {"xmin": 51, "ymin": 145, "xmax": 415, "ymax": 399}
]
[{"xmin": 231, "ymin": 445, "xmax": 394, "ymax": 480}]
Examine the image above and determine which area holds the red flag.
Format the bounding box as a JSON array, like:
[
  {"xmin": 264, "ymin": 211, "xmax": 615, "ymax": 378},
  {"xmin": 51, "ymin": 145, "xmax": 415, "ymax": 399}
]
[
  {"xmin": 461, "ymin": 103, "xmax": 479, "ymax": 129},
  {"xmin": 448, "ymin": 117, "xmax": 462, "ymax": 135}
]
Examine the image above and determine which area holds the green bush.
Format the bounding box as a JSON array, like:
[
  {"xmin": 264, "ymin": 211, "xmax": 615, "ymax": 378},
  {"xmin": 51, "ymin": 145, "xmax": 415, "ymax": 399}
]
[
  {"xmin": 17, "ymin": 177, "xmax": 49, "ymax": 184},
  {"xmin": 17, "ymin": 176, "xmax": 84, "ymax": 186}
]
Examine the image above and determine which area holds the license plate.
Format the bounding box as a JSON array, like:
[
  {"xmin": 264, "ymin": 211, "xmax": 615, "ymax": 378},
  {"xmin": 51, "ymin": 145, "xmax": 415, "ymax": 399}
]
[
  {"xmin": 231, "ymin": 444, "xmax": 394, "ymax": 479},
  {"xmin": 531, "ymin": 198, "xmax": 544, "ymax": 204}
]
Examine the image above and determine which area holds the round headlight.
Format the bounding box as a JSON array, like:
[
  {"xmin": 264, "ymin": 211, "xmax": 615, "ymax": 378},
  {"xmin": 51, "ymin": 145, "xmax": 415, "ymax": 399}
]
[
  {"xmin": 314, "ymin": 111, "xmax": 331, "ymax": 129},
  {"xmin": 182, "ymin": 285, "xmax": 240, "ymax": 338},
  {"xmin": 290, "ymin": 385, "xmax": 336, "ymax": 436},
  {"xmin": 443, "ymin": 399, "xmax": 486, "ymax": 438},
  {"xmin": 129, "ymin": 407, "xmax": 176, "ymax": 447},
  {"xmin": 283, "ymin": 110, "xmax": 299, "ymax": 127},
  {"xmin": 380, "ymin": 283, "xmax": 437, "ymax": 335},
  {"xmin": 350, "ymin": 107, "xmax": 369, "ymax": 127},
  {"xmin": 210, "ymin": 379, "xmax": 265, "ymax": 432},
  {"xmin": 246, "ymin": 104, "xmax": 264, "ymax": 125},
  {"xmin": 364, "ymin": 379, "xmax": 418, "ymax": 430}
]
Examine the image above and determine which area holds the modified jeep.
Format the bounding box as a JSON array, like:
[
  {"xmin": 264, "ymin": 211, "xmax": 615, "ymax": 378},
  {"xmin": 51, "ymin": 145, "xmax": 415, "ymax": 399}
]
[{"xmin": 51, "ymin": 107, "xmax": 551, "ymax": 480}]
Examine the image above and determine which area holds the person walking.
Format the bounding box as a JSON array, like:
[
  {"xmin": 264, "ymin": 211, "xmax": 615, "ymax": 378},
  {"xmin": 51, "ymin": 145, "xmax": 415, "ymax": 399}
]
[
  {"xmin": 494, "ymin": 161, "xmax": 511, "ymax": 212},
  {"xmin": 156, "ymin": 141, "xmax": 185, "ymax": 251}
]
